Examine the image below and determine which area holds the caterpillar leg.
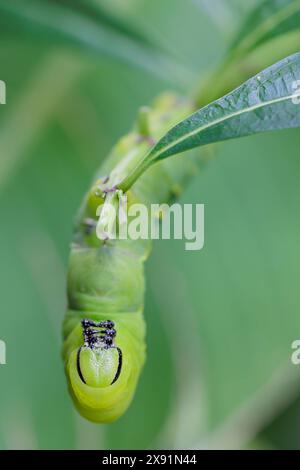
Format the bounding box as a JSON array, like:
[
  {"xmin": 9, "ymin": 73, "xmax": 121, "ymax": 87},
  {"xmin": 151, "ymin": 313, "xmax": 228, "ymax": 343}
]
[{"xmin": 81, "ymin": 319, "xmax": 114, "ymax": 329}]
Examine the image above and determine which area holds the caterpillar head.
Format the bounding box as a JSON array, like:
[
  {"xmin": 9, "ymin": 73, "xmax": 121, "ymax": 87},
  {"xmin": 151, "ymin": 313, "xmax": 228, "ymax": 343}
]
[{"xmin": 64, "ymin": 319, "xmax": 139, "ymax": 423}]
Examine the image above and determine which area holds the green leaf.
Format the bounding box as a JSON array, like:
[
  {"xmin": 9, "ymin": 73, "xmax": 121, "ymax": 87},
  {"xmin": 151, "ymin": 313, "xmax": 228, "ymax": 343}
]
[
  {"xmin": 120, "ymin": 53, "xmax": 300, "ymax": 191},
  {"xmin": 0, "ymin": 0, "xmax": 186, "ymax": 83},
  {"xmin": 230, "ymin": 0, "xmax": 300, "ymax": 58}
]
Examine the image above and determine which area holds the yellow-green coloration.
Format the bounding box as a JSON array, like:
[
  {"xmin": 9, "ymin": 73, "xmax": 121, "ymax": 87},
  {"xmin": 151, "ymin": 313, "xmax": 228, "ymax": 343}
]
[
  {"xmin": 79, "ymin": 347, "xmax": 120, "ymax": 388},
  {"xmin": 63, "ymin": 243, "xmax": 146, "ymax": 423},
  {"xmin": 63, "ymin": 309, "xmax": 145, "ymax": 423},
  {"xmin": 63, "ymin": 93, "xmax": 202, "ymax": 423}
]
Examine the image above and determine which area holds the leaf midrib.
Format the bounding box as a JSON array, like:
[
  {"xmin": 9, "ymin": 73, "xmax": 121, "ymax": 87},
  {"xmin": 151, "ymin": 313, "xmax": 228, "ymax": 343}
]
[{"xmin": 151, "ymin": 93, "xmax": 297, "ymax": 160}]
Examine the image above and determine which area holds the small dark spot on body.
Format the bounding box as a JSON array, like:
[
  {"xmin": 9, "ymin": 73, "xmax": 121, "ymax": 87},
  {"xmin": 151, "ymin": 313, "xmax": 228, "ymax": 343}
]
[{"xmin": 82, "ymin": 218, "xmax": 96, "ymax": 235}]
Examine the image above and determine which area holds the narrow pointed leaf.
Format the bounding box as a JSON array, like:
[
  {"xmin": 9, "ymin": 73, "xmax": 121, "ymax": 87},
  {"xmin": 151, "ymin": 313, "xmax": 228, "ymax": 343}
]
[
  {"xmin": 151, "ymin": 53, "xmax": 300, "ymax": 159},
  {"xmin": 120, "ymin": 53, "xmax": 300, "ymax": 190}
]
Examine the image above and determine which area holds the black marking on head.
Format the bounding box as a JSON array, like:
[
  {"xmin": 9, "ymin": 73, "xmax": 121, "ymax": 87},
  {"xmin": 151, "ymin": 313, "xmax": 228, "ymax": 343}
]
[
  {"xmin": 77, "ymin": 347, "xmax": 86, "ymax": 384},
  {"xmin": 100, "ymin": 320, "xmax": 115, "ymax": 329},
  {"xmin": 81, "ymin": 319, "xmax": 96, "ymax": 328},
  {"xmin": 104, "ymin": 328, "xmax": 116, "ymax": 338},
  {"xmin": 111, "ymin": 347, "xmax": 123, "ymax": 385}
]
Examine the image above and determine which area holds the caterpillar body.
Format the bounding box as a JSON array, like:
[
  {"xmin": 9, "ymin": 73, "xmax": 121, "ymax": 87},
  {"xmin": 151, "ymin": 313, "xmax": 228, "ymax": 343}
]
[{"xmin": 63, "ymin": 93, "xmax": 200, "ymax": 423}]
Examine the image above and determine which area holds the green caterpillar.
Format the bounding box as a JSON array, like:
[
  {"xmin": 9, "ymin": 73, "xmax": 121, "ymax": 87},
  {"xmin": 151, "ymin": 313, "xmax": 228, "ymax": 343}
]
[{"xmin": 63, "ymin": 93, "xmax": 201, "ymax": 423}]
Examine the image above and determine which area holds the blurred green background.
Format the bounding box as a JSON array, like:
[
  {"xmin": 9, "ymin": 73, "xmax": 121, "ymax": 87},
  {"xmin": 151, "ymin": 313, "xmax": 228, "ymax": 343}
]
[{"xmin": 1, "ymin": 0, "xmax": 300, "ymax": 449}]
